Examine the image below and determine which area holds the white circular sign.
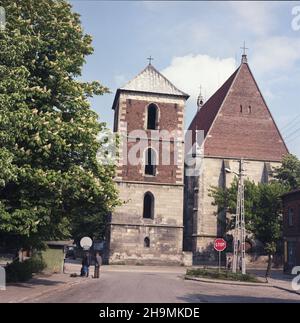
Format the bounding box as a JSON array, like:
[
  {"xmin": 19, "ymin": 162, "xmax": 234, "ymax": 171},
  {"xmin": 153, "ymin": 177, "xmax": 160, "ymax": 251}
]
[{"xmin": 80, "ymin": 237, "xmax": 93, "ymax": 249}]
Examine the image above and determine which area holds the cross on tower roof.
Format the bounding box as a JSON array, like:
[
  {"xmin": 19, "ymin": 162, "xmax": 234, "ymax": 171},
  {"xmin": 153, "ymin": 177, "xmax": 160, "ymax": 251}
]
[
  {"xmin": 240, "ymin": 41, "xmax": 249, "ymax": 63},
  {"xmin": 147, "ymin": 56, "xmax": 154, "ymax": 65}
]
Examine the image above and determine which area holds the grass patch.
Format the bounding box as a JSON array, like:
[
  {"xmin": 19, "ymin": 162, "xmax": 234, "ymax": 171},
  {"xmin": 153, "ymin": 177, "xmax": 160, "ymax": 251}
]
[{"xmin": 186, "ymin": 268, "xmax": 261, "ymax": 283}]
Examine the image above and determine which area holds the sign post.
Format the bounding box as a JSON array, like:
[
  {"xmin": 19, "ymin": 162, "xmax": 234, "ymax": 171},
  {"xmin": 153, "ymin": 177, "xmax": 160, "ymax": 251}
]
[{"xmin": 214, "ymin": 238, "xmax": 227, "ymax": 272}]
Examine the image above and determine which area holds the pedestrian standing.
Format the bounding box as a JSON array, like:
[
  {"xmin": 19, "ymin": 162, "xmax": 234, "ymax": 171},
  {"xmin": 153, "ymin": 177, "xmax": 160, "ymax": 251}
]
[
  {"xmin": 94, "ymin": 252, "xmax": 102, "ymax": 279},
  {"xmin": 81, "ymin": 253, "xmax": 90, "ymax": 277}
]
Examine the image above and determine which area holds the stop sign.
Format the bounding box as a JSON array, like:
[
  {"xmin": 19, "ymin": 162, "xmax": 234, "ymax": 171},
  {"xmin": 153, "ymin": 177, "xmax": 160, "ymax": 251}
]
[{"xmin": 214, "ymin": 238, "xmax": 227, "ymax": 252}]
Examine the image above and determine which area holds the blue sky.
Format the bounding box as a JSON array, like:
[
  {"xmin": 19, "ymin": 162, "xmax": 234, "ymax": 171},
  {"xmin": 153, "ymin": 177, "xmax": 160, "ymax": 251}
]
[{"xmin": 71, "ymin": 1, "xmax": 300, "ymax": 157}]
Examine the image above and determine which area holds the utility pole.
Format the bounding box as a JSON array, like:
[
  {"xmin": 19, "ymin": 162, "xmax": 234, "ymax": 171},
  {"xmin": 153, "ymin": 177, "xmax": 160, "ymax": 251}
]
[{"xmin": 232, "ymin": 159, "xmax": 246, "ymax": 274}]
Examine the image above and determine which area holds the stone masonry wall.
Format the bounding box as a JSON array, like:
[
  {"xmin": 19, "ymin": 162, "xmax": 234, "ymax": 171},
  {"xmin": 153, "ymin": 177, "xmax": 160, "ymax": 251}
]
[{"xmin": 108, "ymin": 181, "xmax": 184, "ymax": 265}]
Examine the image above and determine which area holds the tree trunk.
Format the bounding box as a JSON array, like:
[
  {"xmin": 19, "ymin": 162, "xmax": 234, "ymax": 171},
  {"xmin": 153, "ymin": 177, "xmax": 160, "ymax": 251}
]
[{"xmin": 265, "ymin": 254, "xmax": 273, "ymax": 282}]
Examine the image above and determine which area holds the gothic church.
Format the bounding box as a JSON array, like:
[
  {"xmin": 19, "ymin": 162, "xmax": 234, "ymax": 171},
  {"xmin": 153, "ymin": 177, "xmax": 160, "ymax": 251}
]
[{"xmin": 105, "ymin": 53, "xmax": 288, "ymax": 265}]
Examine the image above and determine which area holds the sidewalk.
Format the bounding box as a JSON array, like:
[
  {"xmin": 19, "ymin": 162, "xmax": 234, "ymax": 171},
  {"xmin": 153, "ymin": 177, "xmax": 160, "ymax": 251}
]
[
  {"xmin": 248, "ymin": 268, "xmax": 300, "ymax": 295},
  {"xmin": 0, "ymin": 262, "xmax": 87, "ymax": 303}
]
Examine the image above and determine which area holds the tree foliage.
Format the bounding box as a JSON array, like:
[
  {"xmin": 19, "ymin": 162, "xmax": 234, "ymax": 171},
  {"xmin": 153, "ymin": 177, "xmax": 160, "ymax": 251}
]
[
  {"xmin": 0, "ymin": 0, "xmax": 119, "ymax": 249},
  {"xmin": 274, "ymin": 154, "xmax": 300, "ymax": 190},
  {"xmin": 210, "ymin": 177, "xmax": 289, "ymax": 255}
]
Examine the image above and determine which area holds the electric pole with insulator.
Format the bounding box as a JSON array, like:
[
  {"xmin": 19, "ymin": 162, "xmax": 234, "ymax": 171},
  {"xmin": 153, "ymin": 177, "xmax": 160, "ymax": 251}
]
[{"xmin": 232, "ymin": 159, "xmax": 246, "ymax": 274}]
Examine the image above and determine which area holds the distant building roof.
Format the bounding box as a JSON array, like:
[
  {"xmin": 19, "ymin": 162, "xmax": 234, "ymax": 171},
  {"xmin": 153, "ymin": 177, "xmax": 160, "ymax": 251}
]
[{"xmin": 45, "ymin": 240, "xmax": 75, "ymax": 247}]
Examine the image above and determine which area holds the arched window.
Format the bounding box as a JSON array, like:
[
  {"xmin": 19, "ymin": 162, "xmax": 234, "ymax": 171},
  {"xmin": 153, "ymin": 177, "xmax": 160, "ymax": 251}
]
[
  {"xmin": 248, "ymin": 106, "xmax": 252, "ymax": 114},
  {"xmin": 147, "ymin": 104, "xmax": 158, "ymax": 130},
  {"xmin": 144, "ymin": 237, "xmax": 150, "ymax": 248},
  {"xmin": 240, "ymin": 105, "xmax": 243, "ymax": 113},
  {"xmin": 143, "ymin": 192, "xmax": 154, "ymax": 219},
  {"xmin": 145, "ymin": 148, "xmax": 156, "ymax": 176}
]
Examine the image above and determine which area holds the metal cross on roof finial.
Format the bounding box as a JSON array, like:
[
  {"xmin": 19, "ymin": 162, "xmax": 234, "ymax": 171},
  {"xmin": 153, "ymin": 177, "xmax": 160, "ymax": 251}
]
[
  {"xmin": 240, "ymin": 41, "xmax": 249, "ymax": 63},
  {"xmin": 241, "ymin": 41, "xmax": 249, "ymax": 56},
  {"xmin": 147, "ymin": 56, "xmax": 154, "ymax": 65}
]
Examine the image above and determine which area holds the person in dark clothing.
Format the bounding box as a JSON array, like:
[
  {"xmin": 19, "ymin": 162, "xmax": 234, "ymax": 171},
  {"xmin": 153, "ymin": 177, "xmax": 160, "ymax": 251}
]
[
  {"xmin": 81, "ymin": 253, "xmax": 90, "ymax": 277},
  {"xmin": 94, "ymin": 252, "xmax": 102, "ymax": 279},
  {"xmin": 227, "ymin": 257, "xmax": 232, "ymax": 270}
]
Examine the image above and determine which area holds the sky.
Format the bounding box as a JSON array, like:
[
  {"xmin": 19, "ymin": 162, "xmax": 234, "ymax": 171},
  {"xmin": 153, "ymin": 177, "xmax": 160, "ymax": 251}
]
[{"xmin": 70, "ymin": 1, "xmax": 300, "ymax": 157}]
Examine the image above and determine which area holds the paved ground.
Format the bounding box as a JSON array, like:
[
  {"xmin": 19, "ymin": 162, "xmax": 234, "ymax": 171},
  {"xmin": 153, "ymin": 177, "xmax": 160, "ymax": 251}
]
[
  {"xmin": 18, "ymin": 265, "xmax": 300, "ymax": 303},
  {"xmin": 0, "ymin": 272, "xmax": 89, "ymax": 303}
]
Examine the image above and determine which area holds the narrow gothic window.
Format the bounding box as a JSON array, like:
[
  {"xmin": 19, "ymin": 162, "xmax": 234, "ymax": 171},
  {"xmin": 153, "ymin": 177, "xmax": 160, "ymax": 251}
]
[
  {"xmin": 145, "ymin": 148, "xmax": 156, "ymax": 176},
  {"xmin": 147, "ymin": 104, "xmax": 158, "ymax": 130},
  {"xmin": 248, "ymin": 106, "xmax": 252, "ymax": 114},
  {"xmin": 144, "ymin": 237, "xmax": 150, "ymax": 248},
  {"xmin": 143, "ymin": 192, "xmax": 154, "ymax": 219},
  {"xmin": 240, "ymin": 105, "xmax": 243, "ymax": 113}
]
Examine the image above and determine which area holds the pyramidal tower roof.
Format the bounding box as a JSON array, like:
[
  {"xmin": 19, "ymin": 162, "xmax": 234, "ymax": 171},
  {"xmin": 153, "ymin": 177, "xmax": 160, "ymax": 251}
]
[
  {"xmin": 189, "ymin": 55, "xmax": 288, "ymax": 162},
  {"xmin": 119, "ymin": 63, "xmax": 189, "ymax": 98}
]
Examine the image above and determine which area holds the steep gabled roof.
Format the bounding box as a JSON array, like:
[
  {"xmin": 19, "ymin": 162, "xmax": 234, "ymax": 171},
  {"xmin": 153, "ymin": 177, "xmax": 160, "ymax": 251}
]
[
  {"xmin": 120, "ymin": 64, "xmax": 189, "ymax": 98},
  {"xmin": 189, "ymin": 58, "xmax": 288, "ymax": 162},
  {"xmin": 112, "ymin": 63, "xmax": 189, "ymax": 110},
  {"xmin": 189, "ymin": 67, "xmax": 239, "ymax": 137}
]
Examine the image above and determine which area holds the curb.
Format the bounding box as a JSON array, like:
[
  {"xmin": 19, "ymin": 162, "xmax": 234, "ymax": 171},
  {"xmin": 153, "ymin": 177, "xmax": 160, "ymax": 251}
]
[
  {"xmin": 185, "ymin": 275, "xmax": 300, "ymax": 295},
  {"xmin": 9, "ymin": 277, "xmax": 91, "ymax": 303},
  {"xmin": 185, "ymin": 275, "xmax": 272, "ymax": 288}
]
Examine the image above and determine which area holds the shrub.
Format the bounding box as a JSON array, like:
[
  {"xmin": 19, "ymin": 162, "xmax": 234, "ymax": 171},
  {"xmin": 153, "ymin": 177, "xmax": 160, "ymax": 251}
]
[
  {"xmin": 5, "ymin": 254, "xmax": 46, "ymax": 283},
  {"xmin": 186, "ymin": 268, "xmax": 261, "ymax": 283}
]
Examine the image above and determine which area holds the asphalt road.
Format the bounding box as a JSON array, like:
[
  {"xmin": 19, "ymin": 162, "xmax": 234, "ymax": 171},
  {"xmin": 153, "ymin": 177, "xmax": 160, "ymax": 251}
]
[{"xmin": 28, "ymin": 266, "xmax": 300, "ymax": 303}]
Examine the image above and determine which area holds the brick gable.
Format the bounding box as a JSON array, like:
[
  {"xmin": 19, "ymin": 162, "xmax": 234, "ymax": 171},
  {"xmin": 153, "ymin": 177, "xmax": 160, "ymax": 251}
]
[{"xmin": 189, "ymin": 61, "xmax": 288, "ymax": 161}]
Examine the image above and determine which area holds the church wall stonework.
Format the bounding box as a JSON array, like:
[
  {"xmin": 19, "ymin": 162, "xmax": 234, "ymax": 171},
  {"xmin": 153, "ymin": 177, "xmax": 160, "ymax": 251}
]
[
  {"xmin": 116, "ymin": 92, "xmax": 185, "ymax": 185},
  {"xmin": 108, "ymin": 181, "xmax": 184, "ymax": 265},
  {"xmin": 184, "ymin": 156, "xmax": 281, "ymax": 263},
  {"xmin": 108, "ymin": 68, "xmax": 188, "ymax": 265}
]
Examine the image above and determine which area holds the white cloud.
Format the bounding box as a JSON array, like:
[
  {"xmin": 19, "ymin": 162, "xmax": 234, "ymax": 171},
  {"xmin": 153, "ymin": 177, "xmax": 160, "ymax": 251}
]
[
  {"xmin": 114, "ymin": 74, "xmax": 127, "ymax": 88},
  {"xmin": 252, "ymin": 37, "xmax": 300, "ymax": 74},
  {"xmin": 229, "ymin": 1, "xmax": 279, "ymax": 36},
  {"xmin": 161, "ymin": 54, "xmax": 236, "ymax": 104}
]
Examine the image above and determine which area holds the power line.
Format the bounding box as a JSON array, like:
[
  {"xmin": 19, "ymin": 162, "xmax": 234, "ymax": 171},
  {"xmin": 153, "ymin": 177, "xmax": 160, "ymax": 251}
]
[
  {"xmin": 281, "ymin": 113, "xmax": 300, "ymax": 133},
  {"xmin": 285, "ymin": 131, "xmax": 300, "ymax": 144},
  {"xmin": 284, "ymin": 126, "xmax": 300, "ymax": 141},
  {"xmin": 282, "ymin": 122, "xmax": 300, "ymax": 138},
  {"xmin": 286, "ymin": 136, "xmax": 300, "ymax": 145}
]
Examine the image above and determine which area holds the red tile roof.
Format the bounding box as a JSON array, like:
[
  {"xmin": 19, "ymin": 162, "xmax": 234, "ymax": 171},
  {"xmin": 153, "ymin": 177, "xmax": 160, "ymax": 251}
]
[
  {"xmin": 189, "ymin": 60, "xmax": 289, "ymax": 162},
  {"xmin": 189, "ymin": 68, "xmax": 239, "ymax": 137}
]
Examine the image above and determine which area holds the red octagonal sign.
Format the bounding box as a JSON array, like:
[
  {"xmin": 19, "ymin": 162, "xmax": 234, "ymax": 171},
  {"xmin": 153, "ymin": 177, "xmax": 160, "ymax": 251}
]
[{"xmin": 214, "ymin": 238, "xmax": 227, "ymax": 252}]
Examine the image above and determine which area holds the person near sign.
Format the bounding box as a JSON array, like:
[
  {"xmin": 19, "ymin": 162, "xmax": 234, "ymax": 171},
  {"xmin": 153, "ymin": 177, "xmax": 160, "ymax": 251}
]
[{"xmin": 94, "ymin": 252, "xmax": 102, "ymax": 279}]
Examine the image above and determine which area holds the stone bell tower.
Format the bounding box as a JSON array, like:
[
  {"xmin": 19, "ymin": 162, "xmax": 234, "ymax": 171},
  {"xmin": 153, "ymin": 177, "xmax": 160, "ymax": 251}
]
[{"xmin": 106, "ymin": 61, "xmax": 189, "ymax": 265}]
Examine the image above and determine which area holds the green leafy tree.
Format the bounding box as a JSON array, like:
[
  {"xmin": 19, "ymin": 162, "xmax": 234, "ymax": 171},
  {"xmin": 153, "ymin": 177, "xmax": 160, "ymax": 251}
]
[
  {"xmin": 210, "ymin": 180, "xmax": 287, "ymax": 279},
  {"xmin": 210, "ymin": 178, "xmax": 259, "ymax": 233},
  {"xmin": 274, "ymin": 154, "xmax": 300, "ymax": 190},
  {"xmin": 0, "ymin": 0, "xmax": 119, "ymax": 250}
]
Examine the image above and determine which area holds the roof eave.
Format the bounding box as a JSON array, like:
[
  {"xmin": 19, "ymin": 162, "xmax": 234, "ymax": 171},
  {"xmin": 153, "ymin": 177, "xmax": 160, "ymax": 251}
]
[{"xmin": 112, "ymin": 88, "xmax": 189, "ymax": 109}]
